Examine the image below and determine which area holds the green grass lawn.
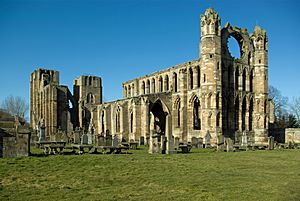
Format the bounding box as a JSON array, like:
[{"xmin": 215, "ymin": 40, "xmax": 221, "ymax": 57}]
[{"xmin": 0, "ymin": 147, "xmax": 299, "ymax": 201}]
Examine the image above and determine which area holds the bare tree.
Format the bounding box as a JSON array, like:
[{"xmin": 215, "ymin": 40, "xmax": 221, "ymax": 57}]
[
  {"xmin": 268, "ymin": 85, "xmax": 288, "ymax": 118},
  {"xmin": 290, "ymin": 96, "xmax": 300, "ymax": 123},
  {"xmin": 1, "ymin": 95, "xmax": 29, "ymax": 119}
]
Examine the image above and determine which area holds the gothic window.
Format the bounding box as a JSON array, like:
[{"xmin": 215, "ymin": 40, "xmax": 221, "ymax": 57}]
[
  {"xmin": 85, "ymin": 77, "xmax": 88, "ymax": 85},
  {"xmin": 216, "ymin": 112, "xmax": 220, "ymax": 127},
  {"xmin": 242, "ymin": 68, "xmax": 246, "ymax": 91},
  {"xmin": 128, "ymin": 85, "xmax": 131, "ymax": 97},
  {"xmin": 132, "ymin": 84, "xmax": 134, "ymax": 96},
  {"xmin": 208, "ymin": 113, "xmax": 212, "ymax": 127},
  {"xmin": 130, "ymin": 112, "xmax": 133, "ymax": 133},
  {"xmin": 159, "ymin": 76, "xmax": 163, "ymax": 92},
  {"xmin": 235, "ymin": 97, "xmax": 239, "ymax": 130},
  {"xmin": 189, "ymin": 67, "xmax": 193, "ymax": 89},
  {"xmin": 216, "ymin": 92, "xmax": 220, "ymax": 110},
  {"xmin": 197, "ymin": 66, "xmax": 200, "ymax": 87},
  {"xmin": 242, "ymin": 98, "xmax": 246, "ymax": 131},
  {"xmin": 147, "ymin": 80, "xmax": 150, "ymax": 94},
  {"xmin": 250, "ymin": 70, "xmax": 253, "ymax": 92},
  {"xmin": 174, "ymin": 99, "xmax": 181, "ymax": 128},
  {"xmin": 173, "ymin": 73, "xmax": 178, "ymax": 92},
  {"xmin": 141, "ymin": 81, "xmax": 145, "ymax": 95},
  {"xmin": 115, "ymin": 107, "xmax": 120, "ymax": 133},
  {"xmin": 249, "ymin": 98, "xmax": 253, "ymax": 131},
  {"xmin": 203, "ymin": 74, "xmax": 206, "ymax": 83},
  {"xmin": 151, "ymin": 78, "xmax": 156, "ymax": 93},
  {"xmin": 235, "ymin": 67, "xmax": 239, "ymax": 90},
  {"xmin": 101, "ymin": 111, "xmax": 105, "ymax": 133},
  {"xmin": 87, "ymin": 93, "xmax": 94, "ymax": 103},
  {"xmin": 193, "ymin": 98, "xmax": 201, "ymax": 130},
  {"xmin": 165, "ymin": 75, "xmax": 169, "ymax": 91},
  {"xmin": 89, "ymin": 76, "xmax": 92, "ymax": 86}
]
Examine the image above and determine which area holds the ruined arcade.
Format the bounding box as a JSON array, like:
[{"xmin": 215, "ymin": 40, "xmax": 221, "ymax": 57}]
[{"xmin": 30, "ymin": 8, "xmax": 270, "ymax": 152}]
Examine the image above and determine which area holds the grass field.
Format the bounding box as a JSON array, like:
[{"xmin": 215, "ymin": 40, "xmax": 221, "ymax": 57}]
[{"xmin": 0, "ymin": 147, "xmax": 299, "ymax": 201}]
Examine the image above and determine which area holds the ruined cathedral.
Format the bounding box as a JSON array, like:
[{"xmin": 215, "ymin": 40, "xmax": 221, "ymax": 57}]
[{"xmin": 30, "ymin": 8, "xmax": 270, "ymax": 151}]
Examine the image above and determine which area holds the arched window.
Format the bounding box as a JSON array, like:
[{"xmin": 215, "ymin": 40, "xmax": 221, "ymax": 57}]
[
  {"xmin": 147, "ymin": 80, "xmax": 150, "ymax": 94},
  {"xmin": 189, "ymin": 68, "xmax": 193, "ymax": 89},
  {"xmin": 235, "ymin": 67, "xmax": 239, "ymax": 90},
  {"xmin": 87, "ymin": 93, "xmax": 94, "ymax": 103},
  {"xmin": 115, "ymin": 107, "xmax": 120, "ymax": 133},
  {"xmin": 132, "ymin": 84, "xmax": 134, "ymax": 97},
  {"xmin": 89, "ymin": 76, "xmax": 92, "ymax": 86},
  {"xmin": 130, "ymin": 112, "xmax": 133, "ymax": 133},
  {"xmin": 242, "ymin": 98, "xmax": 246, "ymax": 131},
  {"xmin": 250, "ymin": 70, "xmax": 253, "ymax": 92},
  {"xmin": 235, "ymin": 97, "xmax": 239, "ymax": 130},
  {"xmin": 242, "ymin": 68, "xmax": 246, "ymax": 91},
  {"xmin": 128, "ymin": 85, "xmax": 131, "ymax": 97},
  {"xmin": 197, "ymin": 66, "xmax": 200, "ymax": 87},
  {"xmin": 151, "ymin": 78, "xmax": 155, "ymax": 93},
  {"xmin": 173, "ymin": 73, "xmax": 178, "ymax": 92},
  {"xmin": 216, "ymin": 112, "xmax": 220, "ymax": 127},
  {"xmin": 165, "ymin": 75, "xmax": 169, "ymax": 91},
  {"xmin": 159, "ymin": 76, "xmax": 163, "ymax": 92},
  {"xmin": 85, "ymin": 77, "xmax": 88, "ymax": 85},
  {"xmin": 193, "ymin": 98, "xmax": 201, "ymax": 130},
  {"xmin": 208, "ymin": 113, "xmax": 212, "ymax": 127},
  {"xmin": 216, "ymin": 92, "xmax": 220, "ymax": 110},
  {"xmin": 101, "ymin": 111, "xmax": 105, "ymax": 133},
  {"xmin": 142, "ymin": 81, "xmax": 145, "ymax": 95},
  {"xmin": 249, "ymin": 98, "xmax": 253, "ymax": 131},
  {"xmin": 203, "ymin": 74, "xmax": 206, "ymax": 83}
]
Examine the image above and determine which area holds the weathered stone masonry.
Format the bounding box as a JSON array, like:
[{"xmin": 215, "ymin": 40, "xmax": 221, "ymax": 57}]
[{"xmin": 30, "ymin": 8, "xmax": 269, "ymax": 149}]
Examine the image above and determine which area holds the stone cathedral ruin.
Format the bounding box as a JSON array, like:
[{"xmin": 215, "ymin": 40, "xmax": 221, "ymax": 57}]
[{"xmin": 30, "ymin": 8, "xmax": 271, "ymax": 153}]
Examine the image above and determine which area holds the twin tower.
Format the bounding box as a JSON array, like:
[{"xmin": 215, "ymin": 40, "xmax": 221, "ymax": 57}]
[{"xmin": 30, "ymin": 8, "xmax": 269, "ymax": 146}]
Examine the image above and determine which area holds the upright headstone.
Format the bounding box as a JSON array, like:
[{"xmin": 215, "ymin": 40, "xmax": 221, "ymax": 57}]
[
  {"xmin": 192, "ymin": 137, "xmax": 198, "ymax": 148},
  {"xmin": 98, "ymin": 135, "xmax": 105, "ymax": 146},
  {"xmin": 204, "ymin": 131, "xmax": 211, "ymax": 148},
  {"xmin": 81, "ymin": 133, "xmax": 88, "ymax": 145},
  {"xmin": 39, "ymin": 119, "xmax": 46, "ymax": 142},
  {"xmin": 106, "ymin": 134, "xmax": 112, "ymax": 146},
  {"xmin": 174, "ymin": 137, "xmax": 180, "ymax": 149},
  {"xmin": 241, "ymin": 132, "xmax": 248, "ymax": 147},
  {"xmin": 198, "ymin": 137, "xmax": 203, "ymax": 148},
  {"xmin": 217, "ymin": 135, "xmax": 225, "ymax": 151},
  {"xmin": 112, "ymin": 135, "xmax": 119, "ymax": 147},
  {"xmin": 74, "ymin": 130, "xmax": 80, "ymax": 144},
  {"xmin": 226, "ymin": 138, "xmax": 234, "ymax": 152},
  {"xmin": 149, "ymin": 132, "xmax": 160, "ymax": 154},
  {"xmin": 268, "ymin": 136, "xmax": 274, "ymax": 150},
  {"xmin": 140, "ymin": 136, "xmax": 145, "ymax": 146},
  {"xmin": 87, "ymin": 133, "xmax": 93, "ymax": 144}
]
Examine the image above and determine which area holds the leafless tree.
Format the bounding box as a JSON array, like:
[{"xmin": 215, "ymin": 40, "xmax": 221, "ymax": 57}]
[
  {"xmin": 268, "ymin": 85, "xmax": 288, "ymax": 118},
  {"xmin": 1, "ymin": 95, "xmax": 29, "ymax": 119},
  {"xmin": 290, "ymin": 96, "xmax": 300, "ymax": 123}
]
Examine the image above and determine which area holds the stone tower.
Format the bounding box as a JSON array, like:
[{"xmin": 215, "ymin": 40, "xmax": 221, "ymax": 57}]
[
  {"xmin": 199, "ymin": 8, "xmax": 222, "ymax": 143},
  {"xmin": 30, "ymin": 69, "xmax": 74, "ymax": 138},
  {"xmin": 251, "ymin": 26, "xmax": 269, "ymax": 144},
  {"xmin": 73, "ymin": 75, "xmax": 102, "ymax": 131}
]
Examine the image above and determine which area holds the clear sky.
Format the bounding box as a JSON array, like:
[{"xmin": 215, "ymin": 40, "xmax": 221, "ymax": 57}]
[{"xmin": 0, "ymin": 0, "xmax": 300, "ymax": 106}]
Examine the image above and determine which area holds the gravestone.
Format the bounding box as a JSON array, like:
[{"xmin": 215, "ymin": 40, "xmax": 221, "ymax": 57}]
[
  {"xmin": 268, "ymin": 136, "xmax": 274, "ymax": 150},
  {"xmin": 106, "ymin": 134, "xmax": 112, "ymax": 146},
  {"xmin": 161, "ymin": 135, "xmax": 167, "ymax": 154},
  {"xmin": 81, "ymin": 133, "xmax": 88, "ymax": 145},
  {"xmin": 112, "ymin": 135, "xmax": 119, "ymax": 147},
  {"xmin": 192, "ymin": 137, "xmax": 198, "ymax": 148},
  {"xmin": 98, "ymin": 135, "xmax": 105, "ymax": 146},
  {"xmin": 140, "ymin": 136, "xmax": 145, "ymax": 146},
  {"xmin": 39, "ymin": 120, "xmax": 46, "ymax": 142},
  {"xmin": 198, "ymin": 137, "xmax": 203, "ymax": 148},
  {"xmin": 87, "ymin": 133, "xmax": 93, "ymax": 144},
  {"xmin": 217, "ymin": 135, "xmax": 225, "ymax": 151},
  {"xmin": 74, "ymin": 130, "xmax": 80, "ymax": 144},
  {"xmin": 204, "ymin": 131, "xmax": 211, "ymax": 148},
  {"xmin": 149, "ymin": 132, "xmax": 160, "ymax": 154},
  {"xmin": 241, "ymin": 132, "xmax": 248, "ymax": 146},
  {"xmin": 174, "ymin": 137, "xmax": 180, "ymax": 149},
  {"xmin": 225, "ymin": 138, "xmax": 234, "ymax": 152}
]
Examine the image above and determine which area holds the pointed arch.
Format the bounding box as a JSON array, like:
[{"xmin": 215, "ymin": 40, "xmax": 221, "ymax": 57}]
[
  {"xmin": 141, "ymin": 81, "xmax": 145, "ymax": 95},
  {"xmin": 173, "ymin": 72, "xmax": 178, "ymax": 92},
  {"xmin": 189, "ymin": 67, "xmax": 193, "ymax": 89},
  {"xmin": 174, "ymin": 97, "xmax": 181, "ymax": 128},
  {"xmin": 249, "ymin": 97, "xmax": 253, "ymax": 131},
  {"xmin": 197, "ymin": 66, "xmax": 200, "ymax": 87},
  {"xmin": 165, "ymin": 74, "xmax": 169, "ymax": 91},
  {"xmin": 159, "ymin": 76, "xmax": 163, "ymax": 92}
]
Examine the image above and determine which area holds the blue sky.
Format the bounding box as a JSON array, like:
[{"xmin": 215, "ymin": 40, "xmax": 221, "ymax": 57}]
[{"xmin": 0, "ymin": 0, "xmax": 299, "ymax": 106}]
